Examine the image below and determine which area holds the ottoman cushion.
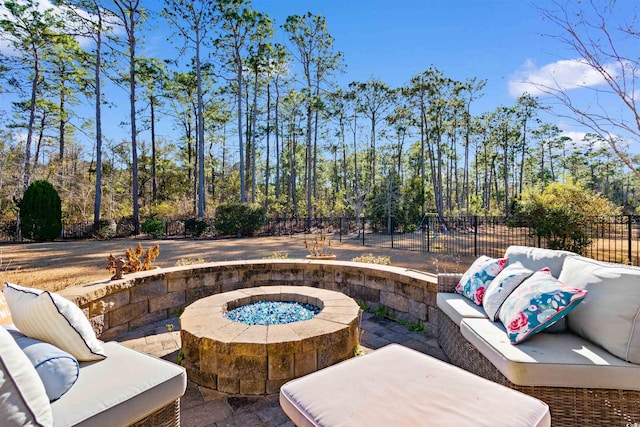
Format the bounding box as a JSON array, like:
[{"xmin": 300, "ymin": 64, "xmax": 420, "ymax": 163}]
[{"xmin": 280, "ymin": 344, "xmax": 550, "ymax": 427}]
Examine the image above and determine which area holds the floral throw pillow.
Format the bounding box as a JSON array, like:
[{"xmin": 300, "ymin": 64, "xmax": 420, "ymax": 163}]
[
  {"xmin": 455, "ymin": 255, "xmax": 508, "ymax": 306},
  {"xmin": 482, "ymin": 261, "xmax": 534, "ymax": 321},
  {"xmin": 498, "ymin": 269, "xmax": 588, "ymax": 344}
]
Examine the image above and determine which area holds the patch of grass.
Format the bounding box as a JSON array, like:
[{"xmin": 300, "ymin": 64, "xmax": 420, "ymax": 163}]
[
  {"xmin": 356, "ymin": 299, "xmax": 370, "ymax": 312},
  {"xmin": 372, "ymin": 305, "xmax": 396, "ymax": 320},
  {"xmin": 264, "ymin": 251, "xmax": 288, "ymax": 259},
  {"xmin": 175, "ymin": 257, "xmax": 207, "ymax": 266},
  {"xmin": 351, "ymin": 253, "xmax": 391, "ymax": 265}
]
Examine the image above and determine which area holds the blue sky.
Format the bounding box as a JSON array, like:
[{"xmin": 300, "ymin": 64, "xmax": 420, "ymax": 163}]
[{"xmin": 1, "ymin": 0, "xmax": 629, "ymax": 155}]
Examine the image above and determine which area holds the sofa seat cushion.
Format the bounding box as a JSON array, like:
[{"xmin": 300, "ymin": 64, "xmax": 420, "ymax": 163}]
[
  {"xmin": 437, "ymin": 292, "xmax": 488, "ymax": 326},
  {"xmin": 50, "ymin": 342, "xmax": 186, "ymax": 427},
  {"xmin": 460, "ymin": 318, "xmax": 640, "ymax": 390},
  {"xmin": 280, "ymin": 344, "xmax": 550, "ymax": 427},
  {"xmin": 559, "ymin": 255, "xmax": 640, "ymax": 364},
  {"xmin": 504, "ymin": 246, "xmax": 575, "ymax": 278}
]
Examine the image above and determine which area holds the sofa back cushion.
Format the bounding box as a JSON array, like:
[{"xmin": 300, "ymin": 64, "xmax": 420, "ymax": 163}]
[
  {"xmin": 504, "ymin": 246, "xmax": 575, "ymax": 278},
  {"xmin": 559, "ymin": 255, "xmax": 640, "ymax": 364}
]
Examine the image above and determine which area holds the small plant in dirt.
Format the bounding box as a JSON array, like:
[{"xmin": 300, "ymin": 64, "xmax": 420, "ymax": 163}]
[
  {"xmin": 353, "ymin": 308, "xmax": 366, "ymax": 356},
  {"xmin": 94, "ymin": 219, "xmax": 116, "ymax": 239},
  {"xmin": 351, "ymin": 253, "xmax": 391, "ymax": 265},
  {"xmin": 141, "ymin": 219, "xmax": 164, "ymax": 237},
  {"xmin": 18, "ymin": 180, "xmax": 62, "ymax": 241},
  {"xmin": 264, "ymin": 251, "xmax": 288, "ymax": 259},
  {"xmin": 107, "ymin": 243, "xmax": 160, "ymax": 279},
  {"xmin": 372, "ymin": 305, "xmax": 395, "ymax": 320},
  {"xmin": 357, "ymin": 299, "xmax": 370, "ymax": 312},
  {"xmin": 304, "ymin": 230, "xmax": 333, "ymax": 256},
  {"xmin": 175, "ymin": 257, "xmax": 206, "ymax": 266}
]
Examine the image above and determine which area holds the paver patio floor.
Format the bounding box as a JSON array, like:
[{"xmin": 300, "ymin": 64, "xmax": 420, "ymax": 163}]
[{"xmin": 116, "ymin": 311, "xmax": 448, "ymax": 427}]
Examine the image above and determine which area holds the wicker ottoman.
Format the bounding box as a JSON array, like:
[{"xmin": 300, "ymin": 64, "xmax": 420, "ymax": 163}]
[{"xmin": 280, "ymin": 344, "xmax": 550, "ymax": 427}]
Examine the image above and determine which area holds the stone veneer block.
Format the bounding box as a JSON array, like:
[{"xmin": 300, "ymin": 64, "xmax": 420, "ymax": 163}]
[
  {"xmin": 381, "ymin": 290, "xmax": 409, "ymax": 312},
  {"xmin": 110, "ymin": 300, "xmax": 148, "ymax": 327},
  {"xmin": 180, "ymin": 286, "xmax": 360, "ymax": 395},
  {"xmin": 294, "ymin": 350, "xmax": 318, "ymax": 377}
]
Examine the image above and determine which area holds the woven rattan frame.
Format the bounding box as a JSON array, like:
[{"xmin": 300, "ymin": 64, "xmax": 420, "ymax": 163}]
[
  {"xmin": 128, "ymin": 399, "xmax": 180, "ymax": 427},
  {"xmin": 437, "ymin": 274, "xmax": 640, "ymax": 426}
]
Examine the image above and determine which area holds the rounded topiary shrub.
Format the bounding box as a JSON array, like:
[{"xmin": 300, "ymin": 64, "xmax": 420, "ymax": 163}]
[
  {"xmin": 19, "ymin": 180, "xmax": 62, "ymax": 241},
  {"xmin": 141, "ymin": 219, "xmax": 164, "ymax": 237},
  {"xmin": 184, "ymin": 218, "xmax": 209, "ymax": 237},
  {"xmin": 213, "ymin": 203, "xmax": 266, "ymax": 236}
]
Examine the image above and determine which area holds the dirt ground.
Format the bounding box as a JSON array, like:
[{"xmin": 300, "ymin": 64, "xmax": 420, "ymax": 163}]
[{"xmin": 0, "ymin": 234, "xmax": 470, "ymax": 292}]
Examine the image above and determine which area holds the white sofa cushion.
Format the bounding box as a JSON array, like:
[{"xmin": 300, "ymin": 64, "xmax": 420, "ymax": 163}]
[
  {"xmin": 280, "ymin": 343, "xmax": 550, "ymax": 427},
  {"xmin": 460, "ymin": 318, "xmax": 640, "ymax": 390},
  {"xmin": 504, "ymin": 246, "xmax": 575, "ymax": 278},
  {"xmin": 50, "ymin": 341, "xmax": 186, "ymax": 426},
  {"xmin": 4, "ymin": 284, "xmax": 106, "ymax": 362},
  {"xmin": 437, "ymin": 292, "xmax": 487, "ymax": 326},
  {"xmin": 560, "ymin": 255, "xmax": 640, "ymax": 364},
  {"xmin": 0, "ymin": 325, "xmax": 53, "ymax": 427}
]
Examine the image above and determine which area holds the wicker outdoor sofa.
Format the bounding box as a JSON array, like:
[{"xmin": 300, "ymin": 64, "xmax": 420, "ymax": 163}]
[
  {"xmin": 437, "ymin": 246, "xmax": 640, "ymax": 426},
  {"xmin": 0, "ymin": 282, "xmax": 187, "ymax": 427}
]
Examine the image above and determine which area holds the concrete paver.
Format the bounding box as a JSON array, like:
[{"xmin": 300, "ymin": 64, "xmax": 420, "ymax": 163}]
[{"xmin": 116, "ymin": 310, "xmax": 448, "ymax": 426}]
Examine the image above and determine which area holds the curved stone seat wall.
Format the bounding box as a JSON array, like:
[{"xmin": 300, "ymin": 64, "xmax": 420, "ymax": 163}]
[{"xmin": 58, "ymin": 259, "xmax": 438, "ymax": 341}]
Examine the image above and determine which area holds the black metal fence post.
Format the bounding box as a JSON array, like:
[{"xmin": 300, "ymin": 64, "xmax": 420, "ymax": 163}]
[
  {"xmin": 391, "ymin": 217, "xmax": 394, "ymax": 249},
  {"xmin": 474, "ymin": 215, "xmax": 478, "ymax": 258},
  {"xmin": 362, "ymin": 218, "xmax": 366, "ymax": 246},
  {"xmin": 628, "ymin": 215, "xmax": 633, "ymax": 265}
]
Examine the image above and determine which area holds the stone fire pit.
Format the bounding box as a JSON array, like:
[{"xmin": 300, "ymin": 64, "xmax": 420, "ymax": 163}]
[{"xmin": 180, "ymin": 285, "xmax": 360, "ymax": 395}]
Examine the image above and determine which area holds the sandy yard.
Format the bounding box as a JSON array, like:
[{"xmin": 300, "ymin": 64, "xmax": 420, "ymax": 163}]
[{"xmin": 0, "ymin": 234, "xmax": 468, "ymax": 292}]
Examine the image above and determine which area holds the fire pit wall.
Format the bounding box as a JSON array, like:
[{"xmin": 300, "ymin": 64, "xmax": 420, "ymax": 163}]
[{"xmin": 58, "ymin": 259, "xmax": 439, "ymax": 345}]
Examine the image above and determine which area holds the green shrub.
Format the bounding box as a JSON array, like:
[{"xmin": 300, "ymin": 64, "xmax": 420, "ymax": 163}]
[
  {"xmin": 184, "ymin": 218, "xmax": 208, "ymax": 237},
  {"xmin": 18, "ymin": 180, "xmax": 62, "ymax": 241},
  {"xmin": 213, "ymin": 203, "xmax": 266, "ymax": 236},
  {"xmin": 510, "ymin": 180, "xmax": 621, "ymax": 254},
  {"xmin": 142, "ymin": 219, "xmax": 164, "ymax": 237},
  {"xmin": 94, "ymin": 219, "xmax": 116, "ymax": 239}
]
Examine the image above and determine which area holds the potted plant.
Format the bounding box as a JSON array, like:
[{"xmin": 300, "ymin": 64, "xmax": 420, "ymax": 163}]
[{"xmin": 304, "ymin": 230, "xmax": 336, "ymax": 260}]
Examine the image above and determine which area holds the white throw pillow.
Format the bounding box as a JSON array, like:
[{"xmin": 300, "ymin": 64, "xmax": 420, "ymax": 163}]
[
  {"xmin": 4, "ymin": 283, "xmax": 106, "ymax": 362},
  {"xmin": 482, "ymin": 261, "xmax": 534, "ymax": 321},
  {"xmin": 0, "ymin": 325, "xmax": 53, "ymax": 426}
]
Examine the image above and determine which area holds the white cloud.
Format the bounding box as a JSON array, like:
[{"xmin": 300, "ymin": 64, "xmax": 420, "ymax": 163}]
[
  {"xmin": 0, "ymin": 0, "xmax": 106, "ymax": 55},
  {"xmin": 508, "ymin": 58, "xmax": 618, "ymax": 98}
]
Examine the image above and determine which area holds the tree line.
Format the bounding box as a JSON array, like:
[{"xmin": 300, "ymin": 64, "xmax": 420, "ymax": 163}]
[{"xmin": 0, "ymin": 0, "xmax": 638, "ymax": 235}]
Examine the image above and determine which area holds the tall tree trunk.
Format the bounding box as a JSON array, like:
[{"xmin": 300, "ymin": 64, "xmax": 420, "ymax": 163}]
[
  {"xmin": 251, "ymin": 69, "xmax": 258, "ymax": 204},
  {"xmin": 93, "ymin": 10, "xmax": 103, "ymax": 226},
  {"xmin": 275, "ymin": 77, "xmax": 281, "ymax": 200},
  {"xmin": 151, "ymin": 95, "xmax": 157, "ymax": 201},
  {"xmin": 129, "ymin": 10, "xmax": 140, "ymax": 235},
  {"xmin": 264, "ymin": 82, "xmax": 271, "ymax": 212},
  {"xmin": 24, "ymin": 53, "xmax": 39, "ymax": 191},
  {"xmin": 196, "ymin": 38, "xmax": 205, "ymax": 216}
]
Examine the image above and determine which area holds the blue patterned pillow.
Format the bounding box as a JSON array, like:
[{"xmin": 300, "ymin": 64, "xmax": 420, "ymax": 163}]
[
  {"xmin": 455, "ymin": 255, "xmax": 508, "ymax": 306},
  {"xmin": 498, "ymin": 269, "xmax": 588, "ymax": 344}
]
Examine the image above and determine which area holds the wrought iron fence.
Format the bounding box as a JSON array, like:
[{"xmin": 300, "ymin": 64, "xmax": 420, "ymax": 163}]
[{"xmin": 1, "ymin": 215, "xmax": 639, "ymax": 266}]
